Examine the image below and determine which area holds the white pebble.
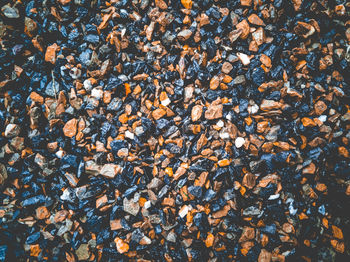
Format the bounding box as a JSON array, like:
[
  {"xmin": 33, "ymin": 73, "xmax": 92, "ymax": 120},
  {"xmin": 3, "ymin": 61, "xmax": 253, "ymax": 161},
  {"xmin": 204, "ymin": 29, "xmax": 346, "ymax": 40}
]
[
  {"xmin": 83, "ymin": 79, "xmax": 92, "ymax": 91},
  {"xmin": 318, "ymin": 115, "xmax": 327, "ymax": 122},
  {"xmin": 216, "ymin": 120, "xmax": 224, "ymax": 128},
  {"xmin": 235, "ymin": 137, "xmax": 245, "ymax": 148},
  {"xmin": 161, "ymin": 98, "xmax": 171, "ymax": 106},
  {"xmin": 268, "ymin": 193, "xmax": 280, "ymax": 200},
  {"xmin": 125, "ymin": 130, "xmax": 135, "ymax": 140},
  {"xmin": 91, "ymin": 88, "xmax": 103, "ymax": 100},
  {"xmin": 237, "ymin": 52, "xmax": 250, "ymax": 65},
  {"xmin": 179, "ymin": 205, "xmax": 189, "ymax": 218}
]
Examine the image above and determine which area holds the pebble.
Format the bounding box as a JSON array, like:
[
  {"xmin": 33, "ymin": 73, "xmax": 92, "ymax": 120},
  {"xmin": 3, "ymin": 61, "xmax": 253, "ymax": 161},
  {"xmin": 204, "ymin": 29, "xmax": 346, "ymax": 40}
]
[
  {"xmin": 191, "ymin": 105, "xmax": 203, "ymax": 122},
  {"xmin": 63, "ymin": 119, "xmax": 78, "ymax": 138},
  {"xmin": 235, "ymin": 137, "xmax": 245, "ymax": 148},
  {"xmin": 4, "ymin": 124, "xmax": 20, "ymax": 138}
]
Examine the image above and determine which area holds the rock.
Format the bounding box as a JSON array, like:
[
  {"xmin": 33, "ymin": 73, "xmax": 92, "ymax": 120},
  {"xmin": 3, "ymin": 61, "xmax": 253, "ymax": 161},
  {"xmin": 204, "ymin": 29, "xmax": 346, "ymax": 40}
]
[
  {"xmin": 260, "ymin": 100, "xmax": 282, "ymax": 111},
  {"xmin": 236, "ymin": 19, "xmax": 250, "ymax": 39},
  {"xmin": 45, "ymin": 80, "xmax": 60, "ymax": 97},
  {"xmin": 76, "ymin": 244, "xmax": 90, "ymax": 261},
  {"xmin": 35, "ymin": 206, "xmax": 50, "ymax": 220},
  {"xmin": 45, "ymin": 43, "xmax": 60, "ymax": 64},
  {"xmin": 314, "ymin": 100, "xmax": 327, "ymax": 115},
  {"xmin": 191, "ymin": 105, "xmax": 203, "ymax": 122},
  {"xmin": 260, "ymin": 54, "xmax": 271, "ymax": 68},
  {"xmin": 235, "ymin": 137, "xmax": 245, "ymax": 148},
  {"xmin": 155, "ymin": 0, "xmax": 168, "ymax": 9},
  {"xmin": 100, "ymin": 164, "xmax": 120, "ymax": 178},
  {"xmin": 210, "ymin": 76, "xmax": 220, "ymax": 90},
  {"xmin": 252, "ymin": 27, "xmax": 265, "ymax": 46},
  {"xmin": 178, "ymin": 29, "xmax": 192, "ymax": 41},
  {"xmin": 241, "ymin": 0, "xmax": 252, "ymax": 6},
  {"xmin": 63, "ymin": 118, "xmax": 78, "ymax": 138},
  {"xmin": 4, "ymin": 124, "xmax": 20, "ymax": 138},
  {"xmin": 1, "ymin": 5, "xmax": 19, "ymax": 19},
  {"xmin": 222, "ymin": 62, "xmax": 233, "ymax": 74},
  {"xmin": 248, "ymin": 14, "xmax": 265, "ymax": 26},
  {"xmin": 205, "ymin": 102, "xmax": 223, "ymax": 120},
  {"xmin": 228, "ymin": 29, "xmax": 243, "ymax": 42},
  {"xmin": 0, "ymin": 163, "xmax": 7, "ymax": 185},
  {"xmin": 123, "ymin": 197, "xmax": 140, "ymax": 216},
  {"xmin": 152, "ymin": 108, "xmax": 167, "ymax": 120},
  {"xmin": 114, "ymin": 238, "xmax": 129, "ymax": 254},
  {"xmin": 237, "ymin": 52, "xmax": 250, "ymax": 65},
  {"xmin": 233, "ymin": 75, "xmax": 246, "ymax": 85},
  {"xmin": 294, "ymin": 21, "xmax": 315, "ymax": 38},
  {"xmin": 181, "ymin": 0, "xmax": 192, "ymax": 9},
  {"xmin": 218, "ymin": 159, "xmax": 231, "ymax": 167}
]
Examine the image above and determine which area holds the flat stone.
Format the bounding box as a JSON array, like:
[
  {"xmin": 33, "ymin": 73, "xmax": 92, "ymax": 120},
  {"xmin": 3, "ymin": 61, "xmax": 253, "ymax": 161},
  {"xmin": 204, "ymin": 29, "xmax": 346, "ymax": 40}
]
[
  {"xmin": 123, "ymin": 197, "xmax": 140, "ymax": 216},
  {"xmin": 260, "ymin": 100, "xmax": 282, "ymax": 111},
  {"xmin": 63, "ymin": 118, "xmax": 78, "ymax": 138},
  {"xmin": 45, "ymin": 43, "xmax": 60, "ymax": 64},
  {"xmin": 100, "ymin": 164, "xmax": 120, "ymax": 178},
  {"xmin": 205, "ymin": 102, "xmax": 223, "ymax": 120},
  {"xmin": 222, "ymin": 62, "xmax": 233, "ymax": 74},
  {"xmin": 248, "ymin": 14, "xmax": 266, "ymax": 26},
  {"xmin": 178, "ymin": 29, "xmax": 192, "ymax": 41},
  {"xmin": 191, "ymin": 105, "xmax": 203, "ymax": 122},
  {"xmin": 76, "ymin": 244, "xmax": 89, "ymax": 261}
]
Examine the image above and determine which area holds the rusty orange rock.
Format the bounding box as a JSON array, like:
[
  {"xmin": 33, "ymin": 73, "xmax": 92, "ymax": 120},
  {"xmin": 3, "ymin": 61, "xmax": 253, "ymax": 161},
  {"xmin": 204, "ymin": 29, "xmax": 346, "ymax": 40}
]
[
  {"xmin": 205, "ymin": 233, "xmax": 215, "ymax": 247},
  {"xmin": 205, "ymin": 102, "xmax": 223, "ymax": 120},
  {"xmin": 114, "ymin": 237, "xmax": 129, "ymax": 254},
  {"xmin": 218, "ymin": 159, "xmax": 230, "ymax": 167},
  {"xmin": 236, "ymin": 19, "xmax": 250, "ymax": 39},
  {"xmin": 248, "ymin": 14, "xmax": 266, "ymax": 26},
  {"xmin": 210, "ymin": 76, "xmax": 220, "ymax": 90},
  {"xmin": 314, "ymin": 100, "xmax": 327, "ymax": 115},
  {"xmin": 36, "ymin": 206, "xmax": 50, "ymax": 220},
  {"xmin": 301, "ymin": 117, "xmax": 317, "ymax": 127},
  {"xmin": 155, "ymin": 0, "xmax": 168, "ymax": 9},
  {"xmin": 45, "ymin": 43, "xmax": 60, "ymax": 64},
  {"xmin": 63, "ymin": 118, "xmax": 78, "ymax": 138},
  {"xmin": 152, "ymin": 108, "xmax": 167, "ymax": 120},
  {"xmin": 181, "ymin": 0, "xmax": 192, "ymax": 9},
  {"xmin": 30, "ymin": 92, "xmax": 44, "ymax": 104},
  {"xmin": 240, "ymin": 0, "xmax": 252, "ymax": 6}
]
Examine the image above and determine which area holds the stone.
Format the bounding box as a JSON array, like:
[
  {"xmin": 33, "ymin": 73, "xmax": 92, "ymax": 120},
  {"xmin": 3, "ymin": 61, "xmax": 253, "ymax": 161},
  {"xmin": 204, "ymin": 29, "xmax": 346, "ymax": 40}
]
[
  {"xmin": 181, "ymin": 0, "xmax": 192, "ymax": 9},
  {"xmin": 222, "ymin": 62, "xmax": 233, "ymax": 74},
  {"xmin": 100, "ymin": 164, "xmax": 120, "ymax": 178},
  {"xmin": 45, "ymin": 43, "xmax": 60, "ymax": 64},
  {"xmin": 235, "ymin": 137, "xmax": 245, "ymax": 148},
  {"xmin": 218, "ymin": 159, "xmax": 231, "ymax": 167},
  {"xmin": 205, "ymin": 102, "xmax": 223, "ymax": 120},
  {"xmin": 123, "ymin": 197, "xmax": 140, "ymax": 216},
  {"xmin": 178, "ymin": 29, "xmax": 193, "ymax": 41},
  {"xmin": 152, "ymin": 108, "xmax": 167, "ymax": 120},
  {"xmin": 236, "ymin": 19, "xmax": 250, "ymax": 39},
  {"xmin": 1, "ymin": 5, "xmax": 19, "ymax": 18},
  {"xmin": 237, "ymin": 52, "xmax": 251, "ymax": 65},
  {"xmin": 252, "ymin": 27, "xmax": 265, "ymax": 46},
  {"xmin": 248, "ymin": 14, "xmax": 265, "ymax": 26},
  {"xmin": 0, "ymin": 163, "xmax": 7, "ymax": 185},
  {"xmin": 260, "ymin": 100, "xmax": 282, "ymax": 111},
  {"xmin": 76, "ymin": 244, "xmax": 90, "ymax": 261},
  {"xmin": 314, "ymin": 100, "xmax": 327, "ymax": 115},
  {"xmin": 210, "ymin": 76, "xmax": 220, "ymax": 90},
  {"xmin": 63, "ymin": 119, "xmax": 78, "ymax": 138},
  {"xmin": 114, "ymin": 238, "xmax": 129, "ymax": 254},
  {"xmin": 191, "ymin": 105, "xmax": 203, "ymax": 122},
  {"xmin": 4, "ymin": 124, "xmax": 20, "ymax": 138},
  {"xmin": 241, "ymin": 0, "xmax": 252, "ymax": 6}
]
